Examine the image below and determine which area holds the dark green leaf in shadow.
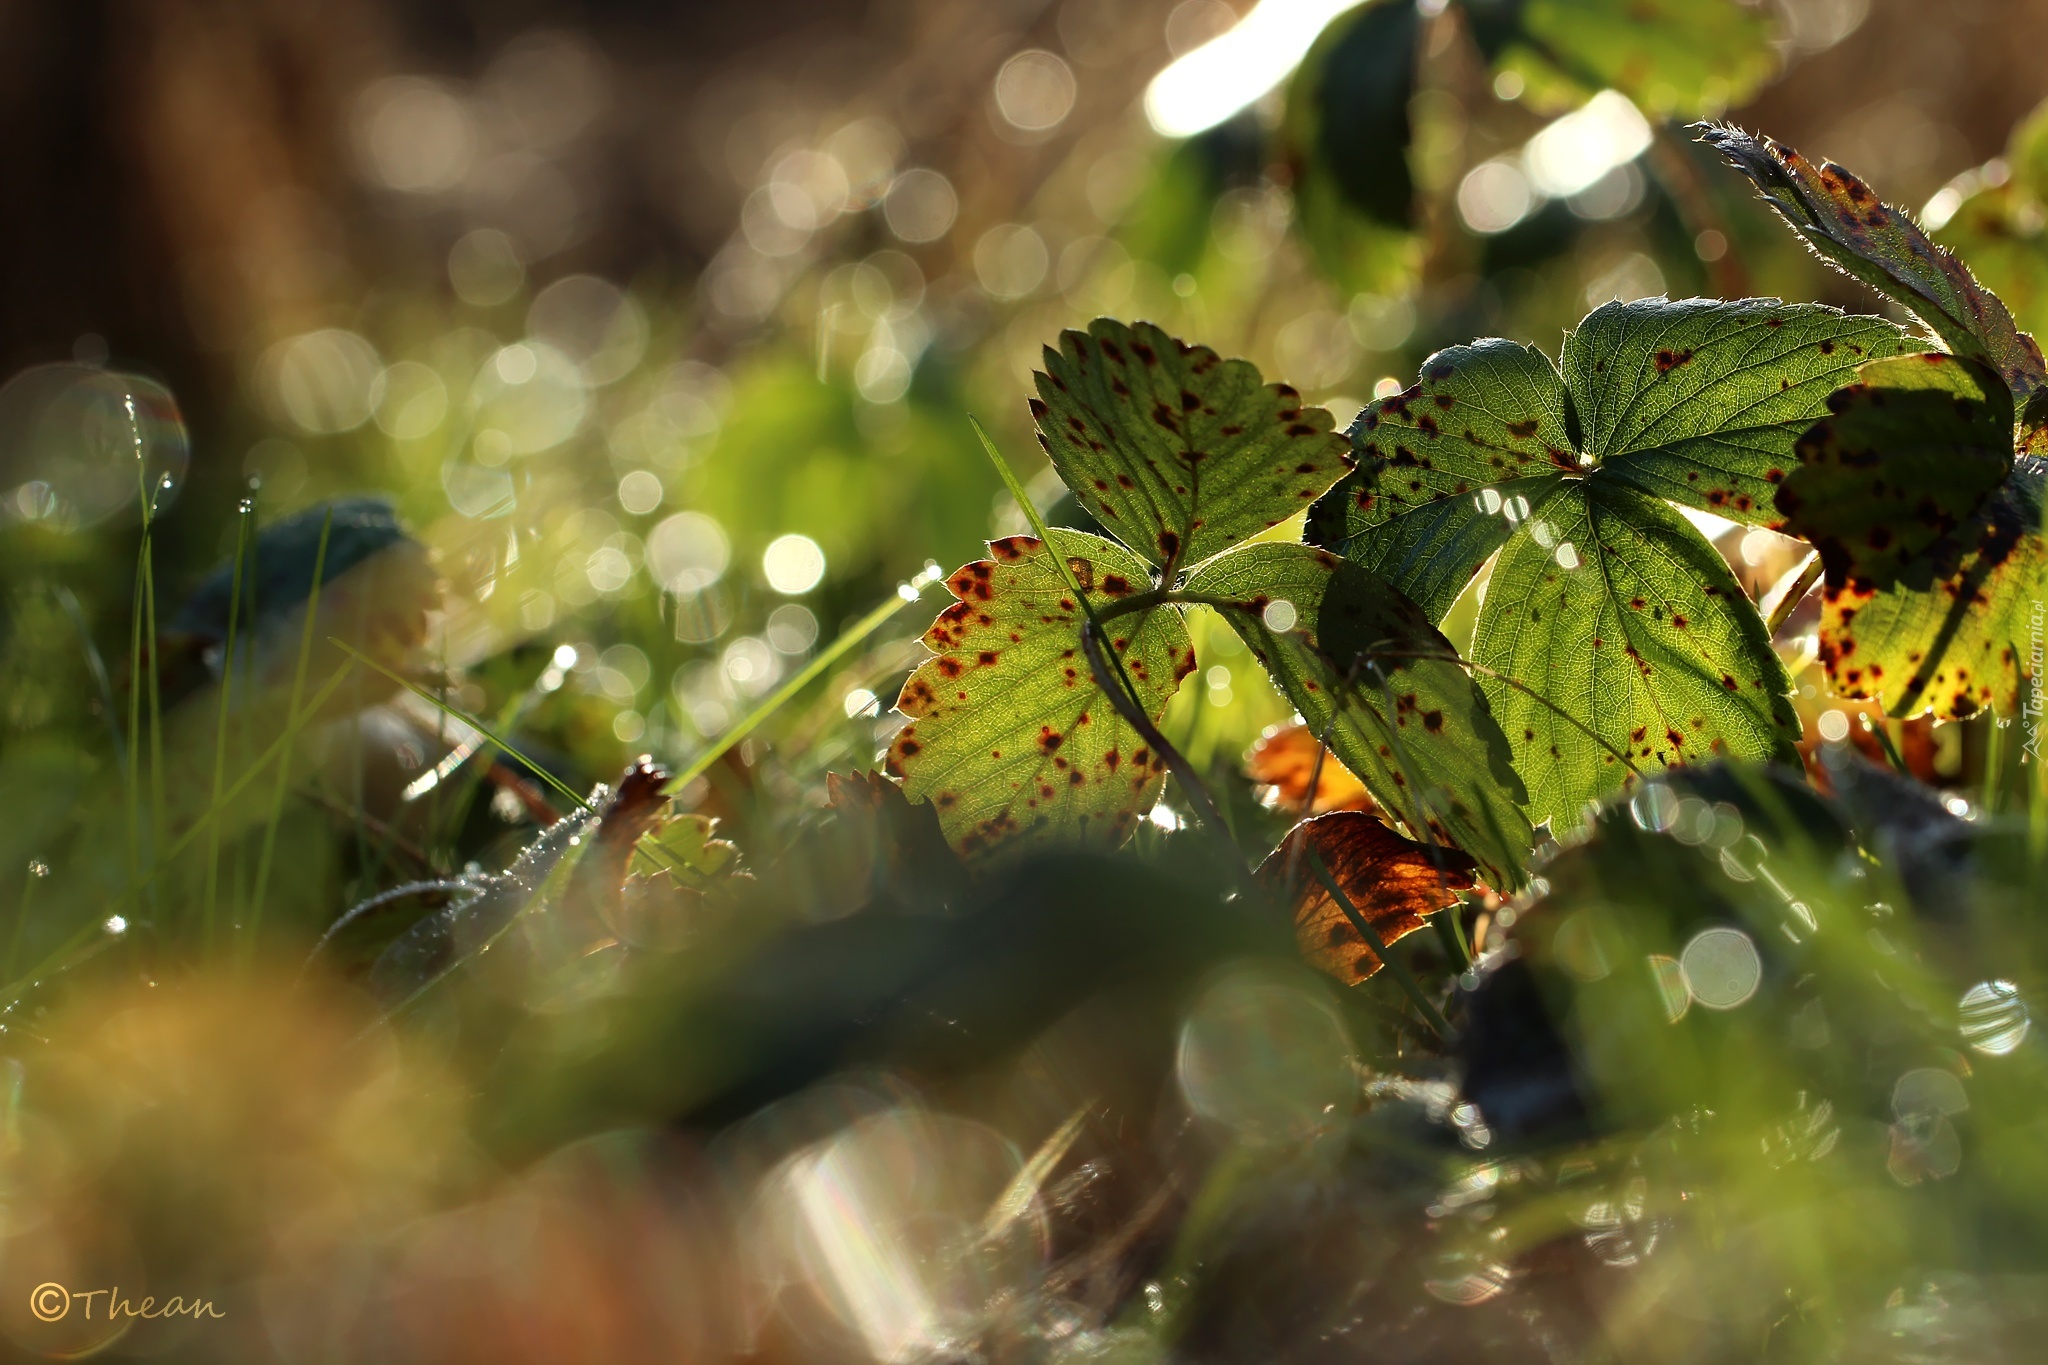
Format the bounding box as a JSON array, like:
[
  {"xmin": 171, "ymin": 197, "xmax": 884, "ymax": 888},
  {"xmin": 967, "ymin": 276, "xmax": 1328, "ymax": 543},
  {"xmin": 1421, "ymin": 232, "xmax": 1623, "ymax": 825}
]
[
  {"xmin": 1282, "ymin": 0, "xmax": 1423, "ymax": 294},
  {"xmin": 1803, "ymin": 460, "xmax": 2046, "ymax": 720},
  {"xmin": 1776, "ymin": 352, "xmax": 2013, "ymax": 589}
]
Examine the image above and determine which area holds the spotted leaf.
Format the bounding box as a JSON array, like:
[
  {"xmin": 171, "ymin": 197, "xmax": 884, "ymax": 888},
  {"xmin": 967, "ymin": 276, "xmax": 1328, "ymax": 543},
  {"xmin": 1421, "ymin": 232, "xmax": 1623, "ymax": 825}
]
[
  {"xmin": 1697, "ymin": 123, "xmax": 2047, "ymax": 403},
  {"xmin": 1032, "ymin": 318, "xmax": 1351, "ymax": 572},
  {"xmin": 1185, "ymin": 543, "xmax": 1531, "ymax": 889},
  {"xmin": 1564, "ymin": 297, "xmax": 1912, "ymax": 525},
  {"xmin": 1776, "ymin": 353, "xmax": 2014, "ymax": 588},
  {"xmin": 1807, "ymin": 460, "xmax": 2046, "ymax": 720},
  {"xmin": 1307, "ymin": 338, "xmax": 1577, "ymax": 619},
  {"xmin": 1474, "ymin": 479, "xmax": 1800, "ymax": 828},
  {"xmin": 886, "ymin": 531, "xmax": 1193, "ymax": 858},
  {"xmin": 1309, "ymin": 299, "xmax": 1864, "ymax": 828},
  {"xmin": 1257, "ymin": 811, "xmax": 1475, "ymax": 986}
]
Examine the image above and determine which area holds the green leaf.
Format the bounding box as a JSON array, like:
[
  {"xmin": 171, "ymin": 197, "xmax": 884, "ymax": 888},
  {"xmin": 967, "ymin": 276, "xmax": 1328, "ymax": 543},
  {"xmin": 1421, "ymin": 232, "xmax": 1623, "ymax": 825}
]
[
  {"xmin": 1808, "ymin": 461, "xmax": 2046, "ymax": 720},
  {"xmin": 1470, "ymin": 0, "xmax": 1776, "ymax": 117},
  {"xmin": 1775, "ymin": 353, "xmax": 2014, "ymax": 588},
  {"xmin": 1310, "ymin": 300, "xmax": 1902, "ymax": 596},
  {"xmin": 1306, "ymin": 338, "xmax": 1578, "ymax": 618},
  {"xmin": 1563, "ymin": 297, "xmax": 1913, "ymax": 524},
  {"xmin": 1283, "ymin": 0, "xmax": 1424, "ymax": 296},
  {"xmin": 630, "ymin": 812, "xmax": 739, "ymax": 882},
  {"xmin": 1697, "ymin": 123, "xmax": 2048, "ymax": 402},
  {"xmin": 1472, "ymin": 479, "xmax": 1800, "ymax": 829},
  {"xmin": 1184, "ymin": 542, "xmax": 1532, "ymax": 889},
  {"xmin": 1032, "ymin": 319, "xmax": 1352, "ymax": 571},
  {"xmin": 1933, "ymin": 99, "xmax": 2048, "ymax": 448},
  {"xmin": 886, "ymin": 530, "xmax": 1192, "ymax": 857},
  {"xmin": 1310, "ymin": 299, "xmax": 1851, "ymax": 828}
]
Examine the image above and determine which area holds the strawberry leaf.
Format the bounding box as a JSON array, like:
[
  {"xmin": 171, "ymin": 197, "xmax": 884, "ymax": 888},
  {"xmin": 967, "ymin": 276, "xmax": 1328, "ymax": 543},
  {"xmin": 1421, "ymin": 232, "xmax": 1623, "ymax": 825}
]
[
  {"xmin": 1776, "ymin": 353, "xmax": 2014, "ymax": 588},
  {"xmin": 1258, "ymin": 811, "xmax": 1474, "ymax": 985},
  {"xmin": 1311, "ymin": 299, "xmax": 1842, "ymax": 828},
  {"xmin": 1697, "ymin": 123, "xmax": 2048, "ymax": 403},
  {"xmin": 1185, "ymin": 542, "xmax": 1532, "ymax": 888},
  {"xmin": 887, "ymin": 530, "xmax": 1193, "ymax": 858},
  {"xmin": 1306, "ymin": 337, "xmax": 1577, "ymax": 619},
  {"xmin": 1806, "ymin": 456, "xmax": 2047, "ymax": 721},
  {"xmin": 1032, "ymin": 318, "xmax": 1352, "ymax": 572},
  {"xmin": 1564, "ymin": 298, "xmax": 1913, "ymax": 524},
  {"xmin": 1474, "ymin": 479, "xmax": 1800, "ymax": 829}
]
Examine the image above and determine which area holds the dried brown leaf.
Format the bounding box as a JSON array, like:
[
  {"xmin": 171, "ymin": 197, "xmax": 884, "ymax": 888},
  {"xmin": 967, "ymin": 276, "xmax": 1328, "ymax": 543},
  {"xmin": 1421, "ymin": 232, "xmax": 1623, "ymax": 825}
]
[{"xmin": 1257, "ymin": 812, "xmax": 1474, "ymax": 985}]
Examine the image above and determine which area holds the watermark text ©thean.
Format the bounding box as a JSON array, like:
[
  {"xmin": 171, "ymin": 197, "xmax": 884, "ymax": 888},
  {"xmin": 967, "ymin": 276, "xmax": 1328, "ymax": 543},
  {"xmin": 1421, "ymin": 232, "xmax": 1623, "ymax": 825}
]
[{"xmin": 29, "ymin": 1282, "xmax": 224, "ymax": 1324}]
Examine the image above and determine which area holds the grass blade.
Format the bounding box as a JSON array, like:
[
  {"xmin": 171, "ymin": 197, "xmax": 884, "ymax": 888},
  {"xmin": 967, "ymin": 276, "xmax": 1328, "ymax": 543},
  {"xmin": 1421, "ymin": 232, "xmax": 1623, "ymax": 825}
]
[
  {"xmin": 202, "ymin": 501, "xmax": 254, "ymax": 945},
  {"xmin": 247, "ymin": 511, "xmax": 334, "ymax": 953}
]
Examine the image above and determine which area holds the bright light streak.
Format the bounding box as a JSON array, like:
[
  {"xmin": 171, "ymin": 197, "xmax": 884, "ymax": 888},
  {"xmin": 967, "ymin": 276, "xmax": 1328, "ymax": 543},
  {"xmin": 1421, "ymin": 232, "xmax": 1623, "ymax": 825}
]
[
  {"xmin": 1522, "ymin": 90, "xmax": 1653, "ymax": 198},
  {"xmin": 1144, "ymin": 0, "xmax": 1360, "ymax": 138}
]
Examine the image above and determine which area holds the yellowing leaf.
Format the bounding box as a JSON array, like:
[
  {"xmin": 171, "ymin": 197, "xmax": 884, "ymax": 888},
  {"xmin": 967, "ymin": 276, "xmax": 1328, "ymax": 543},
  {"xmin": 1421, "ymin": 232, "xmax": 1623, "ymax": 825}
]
[
  {"xmin": 1246, "ymin": 722, "xmax": 1376, "ymax": 814},
  {"xmin": 887, "ymin": 530, "xmax": 1192, "ymax": 857},
  {"xmin": 1808, "ymin": 462, "xmax": 2047, "ymax": 720}
]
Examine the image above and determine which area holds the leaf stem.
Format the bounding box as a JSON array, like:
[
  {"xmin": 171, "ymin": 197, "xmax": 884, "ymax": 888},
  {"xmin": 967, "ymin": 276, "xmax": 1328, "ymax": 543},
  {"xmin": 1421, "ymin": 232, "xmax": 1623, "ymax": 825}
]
[
  {"xmin": 971, "ymin": 416, "xmax": 1249, "ymax": 868},
  {"xmin": 1763, "ymin": 551, "xmax": 1823, "ymax": 636},
  {"xmin": 1862, "ymin": 713, "xmax": 1911, "ymax": 777}
]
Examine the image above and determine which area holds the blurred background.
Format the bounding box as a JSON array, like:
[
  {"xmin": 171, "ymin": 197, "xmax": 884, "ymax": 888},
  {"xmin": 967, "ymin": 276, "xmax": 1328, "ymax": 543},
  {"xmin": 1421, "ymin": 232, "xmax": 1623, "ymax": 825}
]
[
  {"xmin": 3, "ymin": 1, "xmax": 2048, "ymax": 1359},
  {"xmin": 2, "ymin": 0, "xmax": 2046, "ymax": 801}
]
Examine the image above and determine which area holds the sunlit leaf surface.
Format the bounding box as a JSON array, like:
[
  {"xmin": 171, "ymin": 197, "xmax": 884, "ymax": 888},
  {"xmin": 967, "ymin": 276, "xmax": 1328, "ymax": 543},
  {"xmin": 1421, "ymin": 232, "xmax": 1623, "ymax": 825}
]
[
  {"xmin": 1311, "ymin": 299, "xmax": 1861, "ymax": 825},
  {"xmin": 1032, "ymin": 318, "xmax": 1350, "ymax": 572},
  {"xmin": 1699, "ymin": 122, "xmax": 2048, "ymax": 402},
  {"xmin": 1475, "ymin": 479, "xmax": 1798, "ymax": 828},
  {"xmin": 1565, "ymin": 298, "xmax": 1912, "ymax": 523},
  {"xmin": 887, "ymin": 530, "xmax": 1191, "ymax": 857}
]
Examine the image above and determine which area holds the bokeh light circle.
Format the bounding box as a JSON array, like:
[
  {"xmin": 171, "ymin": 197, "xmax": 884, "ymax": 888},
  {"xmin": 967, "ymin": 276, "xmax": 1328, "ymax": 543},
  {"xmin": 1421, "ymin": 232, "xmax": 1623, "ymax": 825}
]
[
  {"xmin": 1959, "ymin": 980, "xmax": 2030, "ymax": 1055},
  {"xmin": 1679, "ymin": 926, "xmax": 1762, "ymax": 1010},
  {"xmin": 762, "ymin": 534, "xmax": 827, "ymax": 594},
  {"xmin": 1177, "ymin": 962, "xmax": 1355, "ymax": 1144},
  {"xmin": 647, "ymin": 511, "xmax": 730, "ymax": 593},
  {"xmin": 0, "ymin": 364, "xmax": 189, "ymax": 531}
]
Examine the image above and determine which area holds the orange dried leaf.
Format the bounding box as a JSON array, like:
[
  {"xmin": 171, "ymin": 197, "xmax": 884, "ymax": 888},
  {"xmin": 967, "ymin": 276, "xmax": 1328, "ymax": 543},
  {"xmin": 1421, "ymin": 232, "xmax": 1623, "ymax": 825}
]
[
  {"xmin": 1258, "ymin": 811, "xmax": 1474, "ymax": 986},
  {"xmin": 1245, "ymin": 723, "xmax": 1375, "ymax": 814}
]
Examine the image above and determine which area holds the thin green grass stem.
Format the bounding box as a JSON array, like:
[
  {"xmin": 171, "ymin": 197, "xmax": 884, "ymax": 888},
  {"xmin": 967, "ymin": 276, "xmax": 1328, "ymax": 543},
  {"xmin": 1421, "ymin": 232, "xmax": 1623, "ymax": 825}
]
[
  {"xmin": 247, "ymin": 511, "xmax": 334, "ymax": 955},
  {"xmin": 202, "ymin": 504, "xmax": 253, "ymax": 947}
]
